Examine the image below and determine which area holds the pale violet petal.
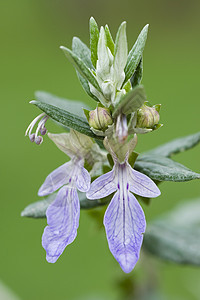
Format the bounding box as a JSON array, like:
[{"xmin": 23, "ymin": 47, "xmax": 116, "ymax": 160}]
[
  {"xmin": 104, "ymin": 191, "xmax": 146, "ymax": 273},
  {"xmin": 76, "ymin": 166, "xmax": 91, "ymax": 192},
  {"xmin": 42, "ymin": 186, "xmax": 80, "ymax": 263},
  {"xmin": 128, "ymin": 164, "xmax": 161, "ymax": 198},
  {"xmin": 38, "ymin": 162, "xmax": 72, "ymax": 196},
  {"xmin": 86, "ymin": 170, "xmax": 117, "ymax": 199}
]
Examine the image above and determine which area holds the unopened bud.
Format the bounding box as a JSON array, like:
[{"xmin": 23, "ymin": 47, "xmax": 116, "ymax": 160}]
[
  {"xmin": 136, "ymin": 104, "xmax": 160, "ymax": 129},
  {"xmin": 35, "ymin": 136, "xmax": 43, "ymax": 145},
  {"xmin": 89, "ymin": 107, "xmax": 113, "ymax": 131}
]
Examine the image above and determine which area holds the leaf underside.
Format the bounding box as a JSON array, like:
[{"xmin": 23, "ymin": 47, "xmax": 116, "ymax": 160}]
[{"xmin": 144, "ymin": 198, "xmax": 200, "ymax": 265}]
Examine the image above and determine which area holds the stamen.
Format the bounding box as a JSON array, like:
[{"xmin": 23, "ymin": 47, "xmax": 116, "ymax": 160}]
[
  {"xmin": 25, "ymin": 113, "xmax": 45, "ymax": 137},
  {"xmin": 40, "ymin": 126, "xmax": 47, "ymax": 136},
  {"xmin": 25, "ymin": 113, "xmax": 49, "ymax": 145},
  {"xmin": 29, "ymin": 133, "xmax": 35, "ymax": 142},
  {"xmin": 35, "ymin": 136, "xmax": 43, "ymax": 145},
  {"xmin": 35, "ymin": 115, "xmax": 49, "ymax": 139}
]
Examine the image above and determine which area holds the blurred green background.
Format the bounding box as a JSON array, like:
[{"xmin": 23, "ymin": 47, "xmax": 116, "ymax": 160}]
[{"xmin": 0, "ymin": 0, "xmax": 200, "ymax": 299}]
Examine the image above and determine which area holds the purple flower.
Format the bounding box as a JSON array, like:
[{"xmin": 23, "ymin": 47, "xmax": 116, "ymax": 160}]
[
  {"xmin": 86, "ymin": 156, "xmax": 160, "ymax": 273},
  {"xmin": 38, "ymin": 131, "xmax": 92, "ymax": 263}
]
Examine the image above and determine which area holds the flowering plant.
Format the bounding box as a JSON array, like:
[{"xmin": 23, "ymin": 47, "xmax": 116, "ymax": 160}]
[{"xmin": 22, "ymin": 17, "xmax": 200, "ymax": 274}]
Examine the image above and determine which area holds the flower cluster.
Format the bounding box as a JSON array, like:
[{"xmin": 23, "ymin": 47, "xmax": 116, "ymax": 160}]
[{"xmin": 25, "ymin": 17, "xmax": 162, "ymax": 273}]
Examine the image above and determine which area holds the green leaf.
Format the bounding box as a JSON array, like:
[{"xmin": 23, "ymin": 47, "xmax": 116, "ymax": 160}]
[
  {"xmin": 124, "ymin": 24, "xmax": 149, "ymax": 83},
  {"xmin": 35, "ymin": 91, "xmax": 90, "ymax": 118},
  {"xmin": 90, "ymin": 17, "xmax": 99, "ymax": 68},
  {"xmin": 21, "ymin": 193, "xmax": 111, "ymax": 218},
  {"xmin": 72, "ymin": 37, "xmax": 99, "ymax": 101},
  {"xmin": 130, "ymin": 57, "xmax": 143, "ymax": 87},
  {"xmin": 21, "ymin": 194, "xmax": 55, "ymax": 218},
  {"xmin": 105, "ymin": 24, "xmax": 115, "ymax": 55},
  {"xmin": 72, "ymin": 37, "xmax": 93, "ymax": 69},
  {"xmin": 113, "ymin": 21, "xmax": 127, "ymax": 82},
  {"xmin": 135, "ymin": 154, "xmax": 200, "ymax": 182},
  {"xmin": 112, "ymin": 85, "xmax": 146, "ymax": 117},
  {"xmin": 60, "ymin": 46, "xmax": 101, "ymax": 92},
  {"xmin": 144, "ymin": 131, "xmax": 200, "ymax": 157},
  {"xmin": 144, "ymin": 198, "xmax": 200, "ymax": 265},
  {"xmin": 31, "ymin": 100, "xmax": 103, "ymax": 139}
]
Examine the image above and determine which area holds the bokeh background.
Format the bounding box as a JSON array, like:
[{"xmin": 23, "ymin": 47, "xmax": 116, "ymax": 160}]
[{"xmin": 1, "ymin": 0, "xmax": 200, "ymax": 299}]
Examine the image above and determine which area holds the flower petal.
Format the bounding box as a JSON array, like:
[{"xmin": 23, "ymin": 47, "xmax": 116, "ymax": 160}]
[
  {"xmin": 86, "ymin": 170, "xmax": 117, "ymax": 199},
  {"xmin": 104, "ymin": 191, "xmax": 146, "ymax": 273},
  {"xmin": 38, "ymin": 162, "xmax": 72, "ymax": 196},
  {"xmin": 76, "ymin": 166, "xmax": 91, "ymax": 192},
  {"xmin": 128, "ymin": 165, "xmax": 161, "ymax": 198},
  {"xmin": 42, "ymin": 186, "xmax": 80, "ymax": 263}
]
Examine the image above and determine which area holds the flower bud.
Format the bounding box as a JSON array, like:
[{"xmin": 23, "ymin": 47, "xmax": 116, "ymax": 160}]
[
  {"xmin": 136, "ymin": 104, "xmax": 160, "ymax": 129},
  {"xmin": 89, "ymin": 107, "xmax": 113, "ymax": 131}
]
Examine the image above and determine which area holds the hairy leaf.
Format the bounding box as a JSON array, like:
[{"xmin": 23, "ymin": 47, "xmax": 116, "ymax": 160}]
[
  {"xmin": 72, "ymin": 37, "xmax": 99, "ymax": 101},
  {"xmin": 35, "ymin": 91, "xmax": 89, "ymax": 118},
  {"xmin": 21, "ymin": 193, "xmax": 110, "ymax": 218},
  {"xmin": 130, "ymin": 58, "xmax": 143, "ymax": 87},
  {"xmin": 144, "ymin": 131, "xmax": 200, "ymax": 157},
  {"xmin": 31, "ymin": 100, "xmax": 103, "ymax": 139},
  {"xmin": 90, "ymin": 17, "xmax": 99, "ymax": 68},
  {"xmin": 144, "ymin": 198, "xmax": 200, "ymax": 265},
  {"xmin": 60, "ymin": 46, "xmax": 101, "ymax": 92},
  {"xmin": 105, "ymin": 24, "xmax": 115, "ymax": 55},
  {"xmin": 135, "ymin": 154, "xmax": 200, "ymax": 182},
  {"xmin": 113, "ymin": 85, "xmax": 146, "ymax": 117},
  {"xmin": 124, "ymin": 24, "xmax": 149, "ymax": 83}
]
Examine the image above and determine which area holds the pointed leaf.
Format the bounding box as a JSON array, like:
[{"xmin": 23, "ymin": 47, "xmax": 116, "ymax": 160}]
[
  {"xmin": 113, "ymin": 21, "xmax": 128, "ymax": 89},
  {"xmin": 21, "ymin": 192, "xmax": 111, "ymax": 218},
  {"xmin": 144, "ymin": 132, "xmax": 200, "ymax": 157},
  {"xmin": 130, "ymin": 57, "xmax": 143, "ymax": 87},
  {"xmin": 124, "ymin": 24, "xmax": 149, "ymax": 83},
  {"xmin": 31, "ymin": 100, "xmax": 103, "ymax": 139},
  {"xmin": 90, "ymin": 17, "xmax": 99, "ymax": 68},
  {"xmin": 21, "ymin": 194, "xmax": 55, "ymax": 218},
  {"xmin": 72, "ymin": 37, "xmax": 99, "ymax": 101},
  {"xmin": 135, "ymin": 154, "xmax": 200, "ymax": 182},
  {"xmin": 60, "ymin": 46, "xmax": 101, "ymax": 92},
  {"xmin": 105, "ymin": 24, "xmax": 115, "ymax": 55},
  {"xmin": 144, "ymin": 198, "xmax": 200, "ymax": 265},
  {"xmin": 72, "ymin": 37, "xmax": 93, "ymax": 68},
  {"xmin": 35, "ymin": 91, "xmax": 89, "ymax": 118},
  {"xmin": 113, "ymin": 85, "xmax": 146, "ymax": 117}
]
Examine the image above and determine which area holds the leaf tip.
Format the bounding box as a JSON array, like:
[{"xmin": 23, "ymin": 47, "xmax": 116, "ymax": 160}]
[
  {"xmin": 90, "ymin": 16, "xmax": 95, "ymax": 22},
  {"xmin": 21, "ymin": 209, "xmax": 26, "ymax": 217},
  {"xmin": 144, "ymin": 24, "xmax": 149, "ymax": 32},
  {"xmin": 29, "ymin": 100, "xmax": 37, "ymax": 105}
]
